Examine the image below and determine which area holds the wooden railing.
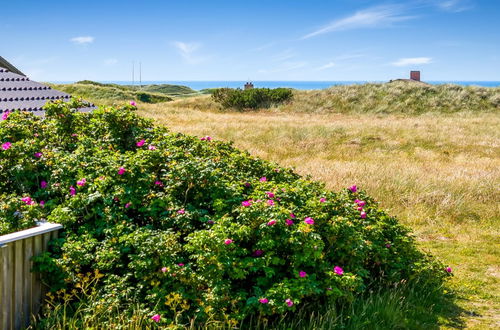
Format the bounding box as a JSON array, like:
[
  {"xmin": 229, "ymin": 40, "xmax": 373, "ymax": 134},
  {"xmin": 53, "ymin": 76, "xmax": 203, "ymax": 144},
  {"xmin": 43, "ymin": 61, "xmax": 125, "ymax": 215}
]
[{"xmin": 0, "ymin": 222, "xmax": 62, "ymax": 330}]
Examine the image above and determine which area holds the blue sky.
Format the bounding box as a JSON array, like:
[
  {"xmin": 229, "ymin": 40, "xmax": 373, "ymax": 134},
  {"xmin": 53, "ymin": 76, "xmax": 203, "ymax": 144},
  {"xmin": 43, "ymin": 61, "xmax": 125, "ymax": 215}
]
[{"xmin": 1, "ymin": 0, "xmax": 499, "ymax": 81}]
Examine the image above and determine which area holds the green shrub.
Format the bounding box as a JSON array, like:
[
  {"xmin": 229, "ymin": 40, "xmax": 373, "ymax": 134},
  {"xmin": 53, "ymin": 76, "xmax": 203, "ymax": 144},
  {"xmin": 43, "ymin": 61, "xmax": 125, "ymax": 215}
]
[
  {"xmin": 212, "ymin": 87, "xmax": 293, "ymax": 110},
  {"xmin": 0, "ymin": 101, "xmax": 450, "ymax": 327}
]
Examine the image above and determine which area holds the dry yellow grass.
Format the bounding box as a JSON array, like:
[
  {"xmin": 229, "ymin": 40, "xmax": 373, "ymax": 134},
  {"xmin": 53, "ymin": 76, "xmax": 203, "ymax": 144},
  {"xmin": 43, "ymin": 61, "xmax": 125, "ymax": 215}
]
[{"xmin": 137, "ymin": 97, "xmax": 500, "ymax": 328}]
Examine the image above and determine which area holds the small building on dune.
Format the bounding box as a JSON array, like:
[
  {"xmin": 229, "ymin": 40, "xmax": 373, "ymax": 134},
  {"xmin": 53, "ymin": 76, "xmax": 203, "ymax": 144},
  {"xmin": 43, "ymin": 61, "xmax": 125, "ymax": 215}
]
[
  {"xmin": 389, "ymin": 70, "xmax": 429, "ymax": 84},
  {"xmin": 0, "ymin": 56, "xmax": 95, "ymax": 116}
]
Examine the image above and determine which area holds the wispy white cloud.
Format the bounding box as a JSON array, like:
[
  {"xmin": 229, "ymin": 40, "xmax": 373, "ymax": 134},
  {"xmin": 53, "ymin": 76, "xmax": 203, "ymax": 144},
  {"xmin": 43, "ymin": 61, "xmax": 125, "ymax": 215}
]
[
  {"xmin": 392, "ymin": 57, "xmax": 432, "ymax": 66},
  {"xmin": 316, "ymin": 62, "xmax": 336, "ymax": 70},
  {"xmin": 302, "ymin": 5, "xmax": 415, "ymax": 39},
  {"xmin": 172, "ymin": 41, "xmax": 206, "ymax": 64},
  {"xmin": 104, "ymin": 58, "xmax": 118, "ymax": 65},
  {"xmin": 70, "ymin": 36, "xmax": 94, "ymax": 45},
  {"xmin": 436, "ymin": 0, "xmax": 473, "ymax": 12}
]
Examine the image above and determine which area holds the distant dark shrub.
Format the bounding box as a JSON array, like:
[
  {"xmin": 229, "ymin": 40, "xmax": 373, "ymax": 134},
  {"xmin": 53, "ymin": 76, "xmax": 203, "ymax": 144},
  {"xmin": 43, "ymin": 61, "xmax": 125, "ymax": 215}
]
[
  {"xmin": 135, "ymin": 92, "xmax": 172, "ymax": 103},
  {"xmin": 212, "ymin": 88, "xmax": 293, "ymax": 110}
]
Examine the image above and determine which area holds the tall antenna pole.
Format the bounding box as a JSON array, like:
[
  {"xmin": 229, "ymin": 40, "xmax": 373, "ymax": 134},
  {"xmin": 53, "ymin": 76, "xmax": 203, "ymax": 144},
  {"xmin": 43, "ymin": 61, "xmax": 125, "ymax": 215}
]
[
  {"xmin": 139, "ymin": 62, "xmax": 142, "ymax": 89},
  {"xmin": 132, "ymin": 61, "xmax": 135, "ymax": 86}
]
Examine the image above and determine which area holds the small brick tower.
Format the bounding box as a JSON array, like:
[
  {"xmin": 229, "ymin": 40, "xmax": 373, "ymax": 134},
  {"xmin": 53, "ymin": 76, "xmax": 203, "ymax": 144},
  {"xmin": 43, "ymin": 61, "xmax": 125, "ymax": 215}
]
[{"xmin": 410, "ymin": 71, "xmax": 421, "ymax": 81}]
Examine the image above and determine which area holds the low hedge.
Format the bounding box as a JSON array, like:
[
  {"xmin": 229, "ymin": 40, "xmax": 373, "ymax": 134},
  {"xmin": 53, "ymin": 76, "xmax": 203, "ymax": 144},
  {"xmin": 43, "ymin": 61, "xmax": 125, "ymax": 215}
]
[
  {"xmin": 0, "ymin": 101, "xmax": 450, "ymax": 326},
  {"xmin": 212, "ymin": 87, "xmax": 292, "ymax": 110}
]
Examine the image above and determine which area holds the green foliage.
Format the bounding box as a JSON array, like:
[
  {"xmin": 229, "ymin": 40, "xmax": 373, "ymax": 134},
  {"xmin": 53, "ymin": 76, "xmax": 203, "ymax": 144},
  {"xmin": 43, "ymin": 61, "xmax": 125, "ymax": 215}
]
[
  {"xmin": 0, "ymin": 101, "xmax": 450, "ymax": 326},
  {"xmin": 47, "ymin": 82, "xmax": 173, "ymax": 104},
  {"xmin": 212, "ymin": 88, "xmax": 293, "ymax": 110}
]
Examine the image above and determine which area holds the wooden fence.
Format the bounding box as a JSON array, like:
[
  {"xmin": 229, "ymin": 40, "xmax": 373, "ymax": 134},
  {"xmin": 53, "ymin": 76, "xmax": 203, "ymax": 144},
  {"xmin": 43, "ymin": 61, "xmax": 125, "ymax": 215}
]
[{"xmin": 0, "ymin": 222, "xmax": 62, "ymax": 330}]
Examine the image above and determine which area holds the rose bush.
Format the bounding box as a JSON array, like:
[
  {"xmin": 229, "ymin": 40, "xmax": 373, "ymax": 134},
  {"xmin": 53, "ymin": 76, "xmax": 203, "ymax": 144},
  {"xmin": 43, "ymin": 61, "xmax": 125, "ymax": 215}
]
[{"xmin": 0, "ymin": 100, "xmax": 450, "ymax": 326}]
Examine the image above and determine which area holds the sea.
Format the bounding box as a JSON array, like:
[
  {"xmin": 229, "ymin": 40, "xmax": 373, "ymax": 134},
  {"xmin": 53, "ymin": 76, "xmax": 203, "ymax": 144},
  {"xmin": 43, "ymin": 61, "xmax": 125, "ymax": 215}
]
[{"xmin": 52, "ymin": 80, "xmax": 500, "ymax": 90}]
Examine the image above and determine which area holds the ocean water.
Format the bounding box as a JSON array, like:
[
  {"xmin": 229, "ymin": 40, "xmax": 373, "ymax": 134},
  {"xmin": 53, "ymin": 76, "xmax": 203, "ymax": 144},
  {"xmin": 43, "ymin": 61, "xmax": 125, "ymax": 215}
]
[{"xmin": 52, "ymin": 80, "xmax": 500, "ymax": 90}]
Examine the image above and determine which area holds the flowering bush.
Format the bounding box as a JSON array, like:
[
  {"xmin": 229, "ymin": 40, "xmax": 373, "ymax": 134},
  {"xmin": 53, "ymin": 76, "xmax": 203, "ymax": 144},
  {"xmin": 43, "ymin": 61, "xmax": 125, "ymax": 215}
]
[
  {"xmin": 0, "ymin": 100, "xmax": 450, "ymax": 326},
  {"xmin": 212, "ymin": 87, "xmax": 293, "ymax": 110}
]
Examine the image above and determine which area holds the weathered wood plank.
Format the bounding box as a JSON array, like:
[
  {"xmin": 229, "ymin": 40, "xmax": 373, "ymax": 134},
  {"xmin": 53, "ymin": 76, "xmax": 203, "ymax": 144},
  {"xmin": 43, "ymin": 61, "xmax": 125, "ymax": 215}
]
[
  {"xmin": 23, "ymin": 237, "xmax": 34, "ymax": 328},
  {"xmin": 0, "ymin": 223, "xmax": 62, "ymax": 245},
  {"xmin": 2, "ymin": 243, "xmax": 14, "ymax": 330},
  {"xmin": 13, "ymin": 240, "xmax": 24, "ymax": 329},
  {"xmin": 0, "ymin": 245, "xmax": 5, "ymax": 329},
  {"xmin": 31, "ymin": 233, "xmax": 42, "ymax": 318}
]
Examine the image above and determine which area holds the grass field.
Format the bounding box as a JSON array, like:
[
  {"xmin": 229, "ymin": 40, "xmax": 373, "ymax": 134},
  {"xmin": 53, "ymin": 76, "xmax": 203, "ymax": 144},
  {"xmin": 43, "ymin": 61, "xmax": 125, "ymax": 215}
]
[{"xmin": 131, "ymin": 87, "xmax": 500, "ymax": 328}]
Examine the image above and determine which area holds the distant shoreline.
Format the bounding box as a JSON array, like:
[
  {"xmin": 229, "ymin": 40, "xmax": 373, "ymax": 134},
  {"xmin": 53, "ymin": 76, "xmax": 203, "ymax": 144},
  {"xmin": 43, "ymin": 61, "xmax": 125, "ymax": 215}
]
[{"xmin": 47, "ymin": 80, "xmax": 500, "ymax": 90}]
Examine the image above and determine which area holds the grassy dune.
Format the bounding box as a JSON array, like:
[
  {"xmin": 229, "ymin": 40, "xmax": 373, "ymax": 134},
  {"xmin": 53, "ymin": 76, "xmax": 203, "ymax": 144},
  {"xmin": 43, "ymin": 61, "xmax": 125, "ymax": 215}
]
[
  {"xmin": 134, "ymin": 84, "xmax": 500, "ymax": 328},
  {"xmin": 162, "ymin": 81, "xmax": 500, "ymax": 115},
  {"xmin": 46, "ymin": 81, "xmax": 201, "ymax": 105}
]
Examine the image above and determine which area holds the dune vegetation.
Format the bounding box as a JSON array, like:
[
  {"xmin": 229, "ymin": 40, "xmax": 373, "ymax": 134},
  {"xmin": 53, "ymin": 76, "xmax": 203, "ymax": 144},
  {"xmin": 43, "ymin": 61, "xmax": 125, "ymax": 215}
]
[
  {"xmin": 1, "ymin": 100, "xmax": 453, "ymax": 329},
  {"xmin": 3, "ymin": 82, "xmax": 498, "ymax": 328},
  {"xmin": 47, "ymin": 80, "xmax": 201, "ymax": 106},
  {"xmin": 132, "ymin": 82, "xmax": 499, "ymax": 328}
]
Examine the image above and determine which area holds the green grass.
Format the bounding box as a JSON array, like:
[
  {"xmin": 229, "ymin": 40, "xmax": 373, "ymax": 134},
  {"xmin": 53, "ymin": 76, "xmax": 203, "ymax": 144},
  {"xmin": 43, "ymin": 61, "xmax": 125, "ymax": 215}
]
[
  {"xmin": 32, "ymin": 83, "xmax": 500, "ymax": 328},
  {"xmin": 46, "ymin": 80, "xmax": 202, "ymax": 105},
  {"xmin": 136, "ymin": 88, "xmax": 500, "ymax": 328},
  {"xmin": 32, "ymin": 279, "xmax": 458, "ymax": 329}
]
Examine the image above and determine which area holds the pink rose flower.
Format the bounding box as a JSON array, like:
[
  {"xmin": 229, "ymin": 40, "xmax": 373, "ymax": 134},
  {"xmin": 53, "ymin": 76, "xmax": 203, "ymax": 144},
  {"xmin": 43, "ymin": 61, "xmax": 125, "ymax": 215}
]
[
  {"xmin": 266, "ymin": 191, "xmax": 275, "ymax": 198},
  {"xmin": 445, "ymin": 267, "xmax": 452, "ymax": 273},
  {"xmin": 304, "ymin": 217, "xmax": 314, "ymax": 225},
  {"xmin": 357, "ymin": 207, "xmax": 363, "ymax": 211},
  {"xmin": 148, "ymin": 145, "xmax": 156, "ymax": 150},
  {"xmin": 150, "ymin": 314, "xmax": 160, "ymax": 322},
  {"xmin": 267, "ymin": 199, "xmax": 275, "ymax": 206},
  {"xmin": 259, "ymin": 298, "xmax": 268, "ymax": 304},
  {"xmin": 357, "ymin": 200, "xmax": 366, "ymax": 207},
  {"xmin": 118, "ymin": 167, "xmax": 126, "ymax": 175},
  {"xmin": 349, "ymin": 185, "xmax": 357, "ymax": 193},
  {"xmin": 285, "ymin": 298, "xmax": 293, "ymax": 307},
  {"xmin": 40, "ymin": 181, "xmax": 47, "ymax": 189},
  {"xmin": 259, "ymin": 177, "xmax": 267, "ymax": 182},
  {"xmin": 177, "ymin": 209, "xmax": 185, "ymax": 214},
  {"xmin": 334, "ymin": 266, "xmax": 344, "ymax": 275},
  {"xmin": 242, "ymin": 200, "xmax": 252, "ymax": 207},
  {"xmin": 136, "ymin": 139, "xmax": 145, "ymax": 147},
  {"xmin": 360, "ymin": 211, "xmax": 367, "ymax": 219},
  {"xmin": 34, "ymin": 152, "xmax": 43, "ymax": 158},
  {"xmin": 290, "ymin": 213, "xmax": 296, "ymax": 218},
  {"xmin": 77, "ymin": 178, "xmax": 86, "ymax": 187},
  {"xmin": 224, "ymin": 239, "xmax": 233, "ymax": 245},
  {"xmin": 161, "ymin": 267, "xmax": 167, "ymax": 273},
  {"xmin": 1, "ymin": 111, "xmax": 10, "ymax": 120},
  {"xmin": 200, "ymin": 136, "xmax": 212, "ymax": 141},
  {"xmin": 125, "ymin": 203, "xmax": 131, "ymax": 208},
  {"xmin": 319, "ymin": 197, "xmax": 326, "ymax": 203},
  {"xmin": 21, "ymin": 196, "xmax": 33, "ymax": 205},
  {"xmin": 2, "ymin": 142, "xmax": 12, "ymax": 150},
  {"xmin": 285, "ymin": 219, "xmax": 294, "ymax": 226},
  {"xmin": 178, "ymin": 263, "xmax": 185, "ymax": 267},
  {"xmin": 129, "ymin": 101, "xmax": 136, "ymax": 106},
  {"xmin": 299, "ymin": 271, "xmax": 307, "ymax": 278},
  {"xmin": 267, "ymin": 220, "xmax": 277, "ymax": 226},
  {"xmin": 69, "ymin": 186, "xmax": 76, "ymax": 196},
  {"xmin": 71, "ymin": 133, "xmax": 78, "ymax": 137},
  {"xmin": 154, "ymin": 180, "xmax": 163, "ymax": 186},
  {"xmin": 39, "ymin": 200, "xmax": 45, "ymax": 207}
]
